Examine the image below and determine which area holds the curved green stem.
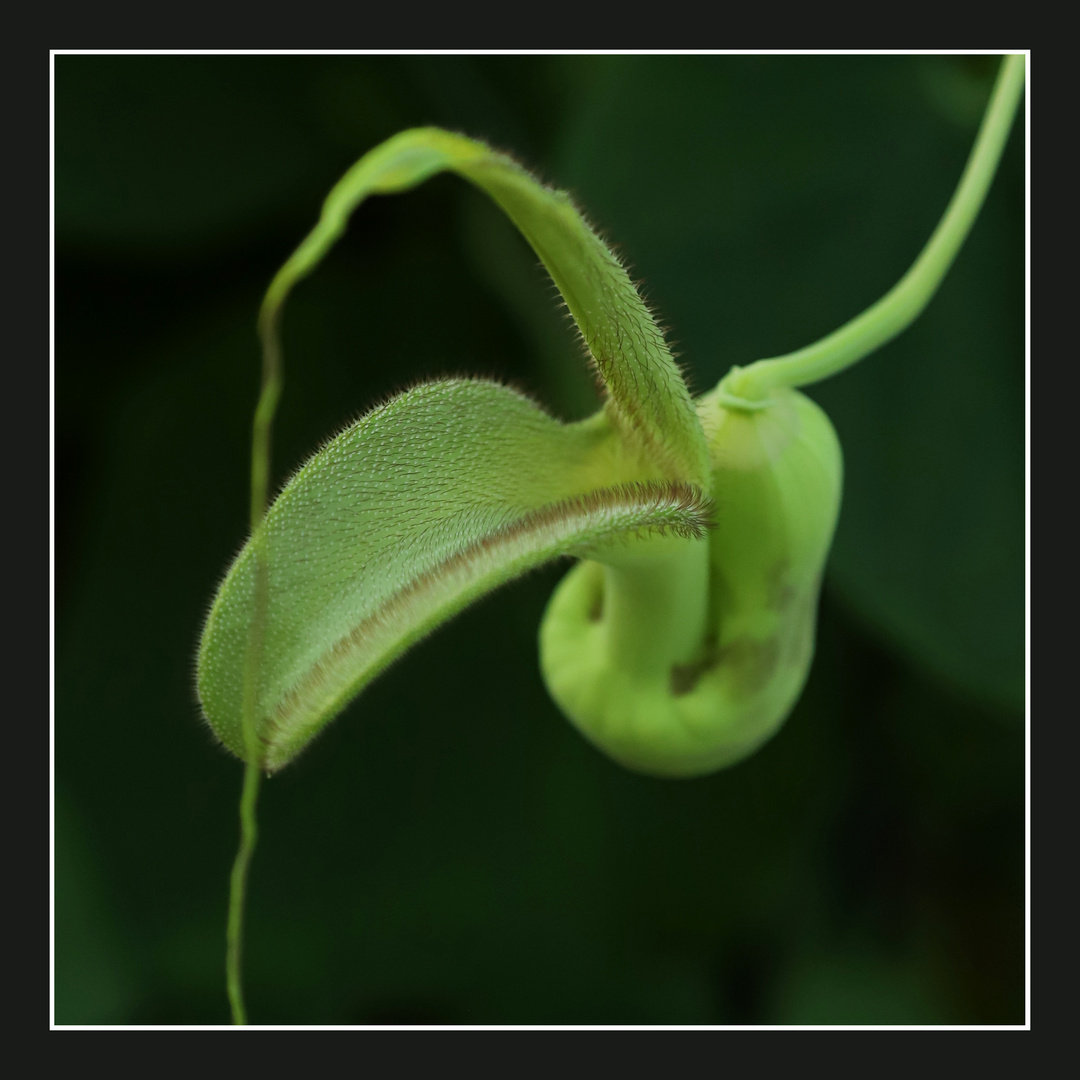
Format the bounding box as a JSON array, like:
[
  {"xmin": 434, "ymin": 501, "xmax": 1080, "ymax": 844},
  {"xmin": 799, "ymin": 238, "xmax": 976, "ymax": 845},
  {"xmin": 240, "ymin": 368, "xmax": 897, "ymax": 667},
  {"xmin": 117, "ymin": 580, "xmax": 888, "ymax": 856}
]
[{"xmin": 721, "ymin": 54, "xmax": 1025, "ymax": 405}]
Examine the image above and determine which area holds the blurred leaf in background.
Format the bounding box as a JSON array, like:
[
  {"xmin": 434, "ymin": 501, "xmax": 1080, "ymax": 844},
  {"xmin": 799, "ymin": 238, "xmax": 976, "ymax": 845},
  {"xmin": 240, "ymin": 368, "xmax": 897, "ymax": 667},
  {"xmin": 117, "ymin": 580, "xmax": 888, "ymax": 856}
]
[{"xmin": 54, "ymin": 54, "xmax": 1024, "ymax": 1025}]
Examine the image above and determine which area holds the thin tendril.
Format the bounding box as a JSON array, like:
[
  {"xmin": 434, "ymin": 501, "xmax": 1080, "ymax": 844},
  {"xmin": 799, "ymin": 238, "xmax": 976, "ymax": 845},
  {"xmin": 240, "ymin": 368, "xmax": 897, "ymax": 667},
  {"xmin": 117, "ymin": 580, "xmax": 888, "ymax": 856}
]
[
  {"xmin": 224, "ymin": 304, "xmax": 285, "ymax": 1025},
  {"xmin": 722, "ymin": 54, "xmax": 1025, "ymax": 404}
]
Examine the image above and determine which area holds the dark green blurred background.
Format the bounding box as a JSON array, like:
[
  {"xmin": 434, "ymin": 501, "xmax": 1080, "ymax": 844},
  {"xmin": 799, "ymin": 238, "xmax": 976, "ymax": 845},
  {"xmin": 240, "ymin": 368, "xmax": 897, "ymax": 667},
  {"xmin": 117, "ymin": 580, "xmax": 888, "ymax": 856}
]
[{"xmin": 54, "ymin": 54, "xmax": 1025, "ymax": 1025}]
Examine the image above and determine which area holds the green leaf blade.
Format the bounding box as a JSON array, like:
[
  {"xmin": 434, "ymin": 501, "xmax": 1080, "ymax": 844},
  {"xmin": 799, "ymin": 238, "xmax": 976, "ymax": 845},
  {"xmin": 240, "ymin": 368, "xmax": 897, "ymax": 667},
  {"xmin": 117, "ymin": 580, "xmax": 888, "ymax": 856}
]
[
  {"xmin": 262, "ymin": 127, "xmax": 710, "ymax": 487},
  {"xmin": 197, "ymin": 379, "xmax": 712, "ymax": 771}
]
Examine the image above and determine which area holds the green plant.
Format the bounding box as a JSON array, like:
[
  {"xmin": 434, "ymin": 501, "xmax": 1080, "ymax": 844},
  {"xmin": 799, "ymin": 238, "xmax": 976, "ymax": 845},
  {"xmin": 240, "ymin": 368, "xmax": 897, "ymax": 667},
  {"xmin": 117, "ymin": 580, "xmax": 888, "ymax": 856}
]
[{"xmin": 195, "ymin": 55, "xmax": 1024, "ymax": 1024}]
